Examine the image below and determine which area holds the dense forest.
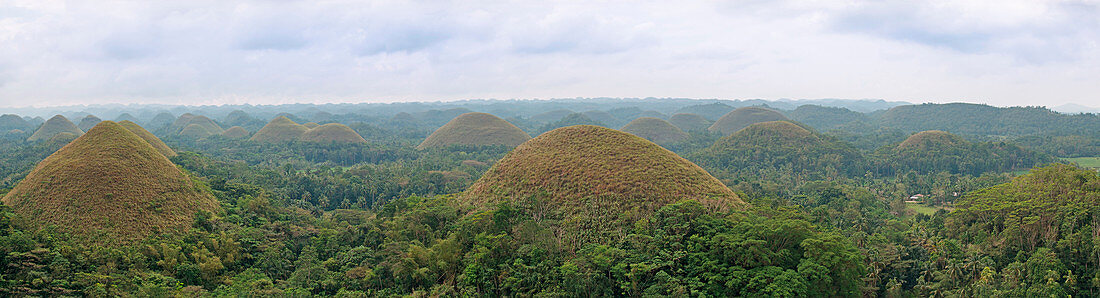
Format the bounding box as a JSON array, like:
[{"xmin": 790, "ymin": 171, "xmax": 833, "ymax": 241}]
[{"xmin": 1, "ymin": 99, "xmax": 1099, "ymax": 296}]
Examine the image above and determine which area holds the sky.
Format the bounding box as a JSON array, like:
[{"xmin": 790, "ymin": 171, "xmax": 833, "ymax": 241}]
[{"xmin": 0, "ymin": 0, "xmax": 1097, "ymax": 108}]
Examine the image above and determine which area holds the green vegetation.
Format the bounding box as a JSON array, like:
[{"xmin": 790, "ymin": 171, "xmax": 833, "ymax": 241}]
[
  {"xmin": 250, "ymin": 116, "xmax": 309, "ymax": 143},
  {"xmin": 1064, "ymin": 156, "xmax": 1100, "ymax": 170},
  {"xmin": 220, "ymin": 126, "xmax": 250, "ymax": 139},
  {"xmin": 417, "ymin": 112, "xmax": 530, "ymax": 149},
  {"xmin": 2, "ymin": 121, "xmax": 219, "ymax": 246},
  {"xmin": 695, "ymin": 120, "xmax": 865, "ymax": 180},
  {"xmin": 300, "ymin": 123, "xmax": 367, "ymax": 144},
  {"xmin": 27, "ymin": 115, "xmax": 83, "ymax": 142},
  {"xmin": 667, "ymin": 113, "xmax": 711, "ymax": 131},
  {"xmin": 897, "ymin": 130, "xmax": 966, "ymax": 149},
  {"xmin": 620, "ymin": 117, "xmax": 689, "ymax": 144},
  {"xmin": 708, "ymin": 106, "xmax": 789, "ymax": 135},
  {"xmin": 904, "ymin": 202, "xmax": 938, "ymax": 216},
  {"xmin": 169, "ymin": 113, "xmax": 225, "ymax": 136},
  {"xmin": 76, "ymin": 115, "xmax": 101, "ymax": 132},
  {"xmin": 119, "ymin": 120, "xmax": 177, "ymax": 157}
]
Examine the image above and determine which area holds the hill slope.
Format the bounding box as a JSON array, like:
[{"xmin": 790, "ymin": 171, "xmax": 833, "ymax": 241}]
[
  {"xmin": 417, "ymin": 112, "xmax": 530, "ymax": 149},
  {"xmin": 250, "ymin": 116, "xmax": 309, "ymax": 142},
  {"xmin": 708, "ymin": 107, "xmax": 789, "ymax": 135},
  {"xmin": 620, "ymin": 117, "xmax": 689, "ymax": 143},
  {"xmin": 668, "ymin": 113, "xmax": 711, "ymax": 131},
  {"xmin": 220, "ymin": 126, "xmax": 250, "ymax": 139},
  {"xmin": 2, "ymin": 121, "xmax": 219, "ymax": 245},
  {"xmin": 695, "ymin": 121, "xmax": 865, "ymax": 177},
  {"xmin": 897, "ymin": 130, "xmax": 966, "ymax": 150},
  {"xmin": 27, "ymin": 115, "xmax": 84, "ymax": 142},
  {"xmin": 119, "ymin": 120, "xmax": 176, "ymax": 157},
  {"xmin": 77, "ymin": 115, "xmax": 102, "ymax": 132},
  {"xmin": 301, "ymin": 123, "xmax": 367, "ymax": 143}
]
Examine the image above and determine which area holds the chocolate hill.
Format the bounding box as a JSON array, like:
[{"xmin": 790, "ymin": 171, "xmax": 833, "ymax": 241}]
[
  {"xmin": 27, "ymin": 115, "xmax": 84, "ymax": 142},
  {"xmin": 620, "ymin": 117, "xmax": 689, "ymax": 144},
  {"xmin": 707, "ymin": 107, "xmax": 789, "ymax": 135},
  {"xmin": 417, "ymin": 112, "xmax": 531, "ymax": 149}
]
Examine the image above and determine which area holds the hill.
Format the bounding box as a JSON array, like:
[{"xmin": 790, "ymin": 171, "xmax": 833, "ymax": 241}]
[
  {"xmin": 695, "ymin": 121, "xmax": 865, "ymax": 177},
  {"xmin": 708, "ymin": 106, "xmax": 789, "ymax": 135},
  {"xmin": 301, "ymin": 123, "xmax": 367, "ymax": 144},
  {"xmin": 169, "ymin": 114, "xmax": 224, "ymax": 136},
  {"xmin": 77, "ymin": 115, "xmax": 102, "ymax": 132},
  {"xmin": 675, "ymin": 102, "xmax": 735, "ymax": 121},
  {"xmin": 221, "ymin": 126, "xmax": 250, "ymax": 139},
  {"xmin": 303, "ymin": 122, "xmax": 321, "ymax": 129},
  {"xmin": 118, "ymin": 120, "xmax": 176, "ymax": 157},
  {"xmin": 620, "ymin": 117, "xmax": 689, "ymax": 144},
  {"xmin": 463, "ymin": 125, "xmax": 744, "ymax": 242},
  {"xmin": 538, "ymin": 112, "xmax": 605, "ymax": 133},
  {"xmin": 147, "ymin": 112, "xmax": 176, "ymax": 132},
  {"xmin": 179, "ymin": 124, "xmax": 216, "ymax": 138},
  {"xmin": 250, "ymin": 116, "xmax": 309, "ymax": 142},
  {"xmin": 113, "ymin": 113, "xmax": 140, "ymax": 124},
  {"xmin": 897, "ymin": 130, "xmax": 966, "ymax": 150},
  {"xmin": 530, "ymin": 109, "xmax": 574, "ymax": 123},
  {"xmin": 417, "ymin": 112, "xmax": 530, "ymax": 149},
  {"xmin": 787, "ymin": 105, "xmax": 867, "ymax": 131},
  {"xmin": 27, "ymin": 115, "xmax": 84, "ymax": 142},
  {"xmin": 668, "ymin": 113, "xmax": 711, "ymax": 131},
  {"xmin": 0, "ymin": 114, "xmax": 30, "ymax": 131},
  {"xmin": 1, "ymin": 121, "xmax": 219, "ymax": 245}
]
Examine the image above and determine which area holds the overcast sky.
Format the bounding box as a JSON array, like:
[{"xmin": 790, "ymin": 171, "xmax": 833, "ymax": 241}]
[{"xmin": 0, "ymin": 0, "xmax": 1097, "ymax": 108}]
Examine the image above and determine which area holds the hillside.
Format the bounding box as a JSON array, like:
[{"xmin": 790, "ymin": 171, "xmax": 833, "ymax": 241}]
[
  {"xmin": 169, "ymin": 113, "xmax": 224, "ymax": 136},
  {"xmin": 220, "ymin": 126, "xmax": 250, "ymax": 139},
  {"xmin": 77, "ymin": 115, "xmax": 102, "ymax": 132},
  {"xmin": 620, "ymin": 117, "xmax": 689, "ymax": 144},
  {"xmin": 417, "ymin": 112, "xmax": 530, "ymax": 149},
  {"xmin": 529, "ymin": 109, "xmax": 574, "ymax": 123},
  {"xmin": 0, "ymin": 114, "xmax": 30, "ymax": 131},
  {"xmin": 875, "ymin": 103, "xmax": 1100, "ymax": 136},
  {"xmin": 668, "ymin": 113, "xmax": 711, "ymax": 131},
  {"xmin": 463, "ymin": 125, "xmax": 744, "ymax": 242},
  {"xmin": 303, "ymin": 122, "xmax": 320, "ymax": 129},
  {"xmin": 881, "ymin": 130, "xmax": 1051, "ymax": 175},
  {"xmin": 301, "ymin": 123, "xmax": 367, "ymax": 144},
  {"xmin": 27, "ymin": 115, "xmax": 84, "ymax": 142},
  {"xmin": 537, "ymin": 113, "xmax": 605, "ymax": 133},
  {"xmin": 675, "ymin": 102, "xmax": 735, "ymax": 120},
  {"xmin": 695, "ymin": 120, "xmax": 865, "ymax": 177},
  {"xmin": 897, "ymin": 130, "xmax": 966, "ymax": 150},
  {"xmin": 708, "ymin": 106, "xmax": 789, "ymax": 135},
  {"xmin": 250, "ymin": 116, "xmax": 309, "ymax": 142},
  {"xmin": 787, "ymin": 105, "xmax": 866, "ymax": 130},
  {"xmin": 1, "ymin": 121, "xmax": 219, "ymax": 245},
  {"xmin": 119, "ymin": 120, "xmax": 176, "ymax": 157}
]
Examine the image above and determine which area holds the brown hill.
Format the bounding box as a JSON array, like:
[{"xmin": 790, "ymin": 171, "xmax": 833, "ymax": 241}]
[
  {"xmin": 620, "ymin": 117, "xmax": 689, "ymax": 144},
  {"xmin": 417, "ymin": 112, "xmax": 531, "ymax": 149},
  {"xmin": 118, "ymin": 120, "xmax": 176, "ymax": 157},
  {"xmin": 220, "ymin": 126, "xmax": 250, "ymax": 139},
  {"xmin": 463, "ymin": 125, "xmax": 744, "ymax": 243},
  {"xmin": 77, "ymin": 115, "xmax": 102, "ymax": 132},
  {"xmin": 301, "ymin": 123, "xmax": 367, "ymax": 143},
  {"xmin": 2, "ymin": 121, "xmax": 219, "ymax": 245},
  {"xmin": 898, "ymin": 130, "xmax": 967, "ymax": 150},
  {"xmin": 169, "ymin": 113, "xmax": 224, "ymax": 135},
  {"xmin": 250, "ymin": 116, "xmax": 309, "ymax": 142},
  {"xmin": 668, "ymin": 113, "xmax": 711, "ymax": 131},
  {"xmin": 708, "ymin": 107, "xmax": 789, "ymax": 135},
  {"xmin": 27, "ymin": 115, "xmax": 84, "ymax": 142},
  {"xmin": 179, "ymin": 124, "xmax": 216, "ymax": 138}
]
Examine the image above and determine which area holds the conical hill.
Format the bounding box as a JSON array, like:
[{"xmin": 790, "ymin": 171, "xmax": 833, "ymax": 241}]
[
  {"xmin": 417, "ymin": 112, "xmax": 531, "ymax": 149},
  {"xmin": 221, "ymin": 126, "xmax": 250, "ymax": 139},
  {"xmin": 250, "ymin": 116, "xmax": 309, "ymax": 142},
  {"xmin": 620, "ymin": 117, "xmax": 689, "ymax": 144},
  {"xmin": 27, "ymin": 115, "xmax": 84, "ymax": 142},
  {"xmin": 708, "ymin": 107, "xmax": 789, "ymax": 135},
  {"xmin": 2, "ymin": 121, "xmax": 219, "ymax": 245},
  {"xmin": 898, "ymin": 130, "xmax": 966, "ymax": 150},
  {"xmin": 77, "ymin": 115, "xmax": 102, "ymax": 132},
  {"xmin": 301, "ymin": 123, "xmax": 367, "ymax": 143},
  {"xmin": 463, "ymin": 125, "xmax": 744, "ymax": 242},
  {"xmin": 697, "ymin": 121, "xmax": 864, "ymax": 176},
  {"xmin": 668, "ymin": 113, "xmax": 711, "ymax": 131},
  {"xmin": 171, "ymin": 114, "xmax": 224, "ymax": 136},
  {"xmin": 119, "ymin": 120, "xmax": 176, "ymax": 157}
]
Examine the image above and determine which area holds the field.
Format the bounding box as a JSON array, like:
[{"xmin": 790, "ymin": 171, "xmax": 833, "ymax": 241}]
[
  {"xmin": 906, "ymin": 202, "xmax": 940, "ymax": 216},
  {"xmin": 1065, "ymin": 157, "xmax": 1100, "ymax": 170}
]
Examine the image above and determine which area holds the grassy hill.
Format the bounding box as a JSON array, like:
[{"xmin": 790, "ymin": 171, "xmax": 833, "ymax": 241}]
[
  {"xmin": 708, "ymin": 106, "xmax": 789, "ymax": 135},
  {"xmin": 463, "ymin": 125, "xmax": 744, "ymax": 243},
  {"xmin": 417, "ymin": 112, "xmax": 530, "ymax": 149},
  {"xmin": 675, "ymin": 102, "xmax": 735, "ymax": 121},
  {"xmin": 119, "ymin": 120, "xmax": 176, "ymax": 157},
  {"xmin": 695, "ymin": 120, "xmax": 865, "ymax": 177},
  {"xmin": 0, "ymin": 114, "xmax": 31, "ymax": 131},
  {"xmin": 169, "ymin": 113, "xmax": 224, "ymax": 136},
  {"xmin": 221, "ymin": 126, "xmax": 250, "ymax": 139},
  {"xmin": 27, "ymin": 115, "xmax": 84, "ymax": 142},
  {"xmin": 77, "ymin": 115, "xmax": 102, "ymax": 132},
  {"xmin": 1, "ymin": 121, "xmax": 219, "ymax": 246},
  {"xmin": 250, "ymin": 116, "xmax": 309, "ymax": 142},
  {"xmin": 668, "ymin": 113, "xmax": 711, "ymax": 131},
  {"xmin": 787, "ymin": 105, "xmax": 866, "ymax": 131},
  {"xmin": 303, "ymin": 122, "xmax": 320, "ymax": 129},
  {"xmin": 301, "ymin": 123, "xmax": 367, "ymax": 144},
  {"xmin": 620, "ymin": 117, "xmax": 689, "ymax": 144}
]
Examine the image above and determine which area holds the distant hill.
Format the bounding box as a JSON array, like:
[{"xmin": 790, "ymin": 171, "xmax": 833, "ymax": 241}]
[
  {"xmin": 0, "ymin": 114, "xmax": 31, "ymax": 131},
  {"xmin": 77, "ymin": 115, "xmax": 102, "ymax": 132},
  {"xmin": 303, "ymin": 122, "xmax": 320, "ymax": 129},
  {"xmin": 695, "ymin": 121, "xmax": 865, "ymax": 177},
  {"xmin": 417, "ymin": 112, "xmax": 530, "ymax": 149},
  {"xmin": 118, "ymin": 120, "xmax": 176, "ymax": 157},
  {"xmin": 875, "ymin": 103, "xmax": 1100, "ymax": 136},
  {"xmin": 113, "ymin": 113, "xmax": 140, "ymax": 124},
  {"xmin": 169, "ymin": 113, "xmax": 224, "ymax": 136},
  {"xmin": 708, "ymin": 107, "xmax": 789, "ymax": 135},
  {"xmin": 620, "ymin": 117, "xmax": 689, "ymax": 144},
  {"xmin": 897, "ymin": 130, "xmax": 966, "ymax": 150},
  {"xmin": 529, "ymin": 109, "xmax": 574, "ymax": 123},
  {"xmin": 538, "ymin": 113, "xmax": 605, "ymax": 134},
  {"xmin": 220, "ymin": 126, "xmax": 250, "ymax": 139},
  {"xmin": 881, "ymin": 130, "xmax": 1051, "ymax": 175},
  {"xmin": 668, "ymin": 113, "xmax": 711, "ymax": 132},
  {"xmin": 27, "ymin": 115, "xmax": 83, "ymax": 142},
  {"xmin": 250, "ymin": 116, "xmax": 309, "ymax": 142},
  {"xmin": 675, "ymin": 102, "xmax": 735, "ymax": 121},
  {"xmin": 301, "ymin": 123, "xmax": 367, "ymax": 144},
  {"xmin": 463, "ymin": 125, "xmax": 744, "ymax": 243},
  {"xmin": 147, "ymin": 112, "xmax": 176, "ymax": 132},
  {"xmin": 786, "ymin": 105, "xmax": 867, "ymax": 131},
  {"xmin": 2, "ymin": 121, "xmax": 219, "ymax": 245}
]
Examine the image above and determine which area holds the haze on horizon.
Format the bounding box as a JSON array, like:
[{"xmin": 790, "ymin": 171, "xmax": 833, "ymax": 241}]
[{"xmin": 1, "ymin": 0, "xmax": 1097, "ymax": 108}]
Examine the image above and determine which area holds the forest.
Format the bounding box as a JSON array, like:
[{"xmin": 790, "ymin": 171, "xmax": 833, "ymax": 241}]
[{"xmin": 1, "ymin": 98, "xmax": 1099, "ymax": 297}]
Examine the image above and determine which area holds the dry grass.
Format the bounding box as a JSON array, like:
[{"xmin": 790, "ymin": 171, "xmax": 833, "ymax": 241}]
[
  {"xmin": 27, "ymin": 115, "xmax": 84, "ymax": 142},
  {"xmin": 119, "ymin": 120, "xmax": 177, "ymax": 157},
  {"xmin": 417, "ymin": 112, "xmax": 531, "ymax": 149},
  {"xmin": 620, "ymin": 117, "xmax": 689, "ymax": 144},
  {"xmin": 708, "ymin": 107, "xmax": 789, "ymax": 135},
  {"xmin": 2, "ymin": 121, "xmax": 219, "ymax": 246},
  {"xmin": 250, "ymin": 116, "xmax": 309, "ymax": 142},
  {"xmin": 301, "ymin": 123, "xmax": 367, "ymax": 144}
]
